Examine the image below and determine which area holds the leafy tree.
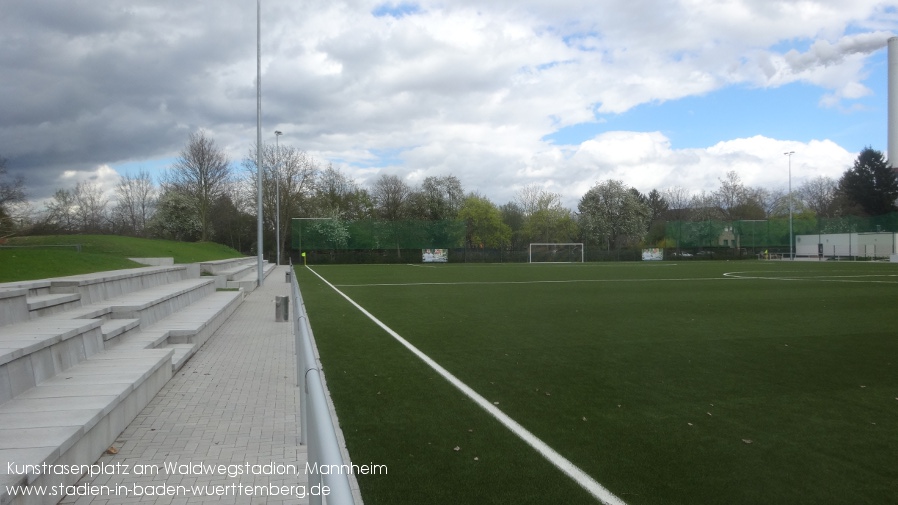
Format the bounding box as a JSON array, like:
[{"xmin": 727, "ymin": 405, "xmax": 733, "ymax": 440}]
[
  {"xmin": 410, "ymin": 175, "xmax": 465, "ymax": 221},
  {"xmin": 645, "ymin": 189, "xmax": 670, "ymax": 244},
  {"xmin": 646, "ymin": 189, "xmax": 669, "ymax": 223},
  {"xmin": 836, "ymin": 147, "xmax": 898, "ymax": 216},
  {"xmin": 310, "ymin": 211, "xmax": 351, "ymax": 249},
  {"xmin": 515, "ymin": 185, "xmax": 576, "ymax": 243},
  {"xmin": 458, "ymin": 194, "xmax": 511, "ymax": 249},
  {"xmin": 499, "ymin": 201, "xmax": 526, "ymax": 251},
  {"xmin": 166, "ymin": 130, "xmax": 232, "ymax": 241},
  {"xmin": 209, "ymin": 192, "xmax": 254, "ymax": 253},
  {"xmin": 151, "ymin": 187, "xmax": 202, "ymax": 241},
  {"xmin": 578, "ymin": 179, "xmax": 650, "ymax": 250}
]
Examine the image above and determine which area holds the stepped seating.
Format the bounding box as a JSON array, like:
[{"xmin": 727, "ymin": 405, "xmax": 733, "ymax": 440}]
[
  {"xmin": 0, "ymin": 260, "xmax": 276, "ymax": 505},
  {"xmin": 200, "ymin": 257, "xmax": 276, "ymax": 292}
]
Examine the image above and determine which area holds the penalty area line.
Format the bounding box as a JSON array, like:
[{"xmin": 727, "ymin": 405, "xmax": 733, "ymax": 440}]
[{"xmin": 306, "ymin": 265, "xmax": 627, "ymax": 505}]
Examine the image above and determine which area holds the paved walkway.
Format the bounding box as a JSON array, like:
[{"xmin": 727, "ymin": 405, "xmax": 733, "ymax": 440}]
[{"xmin": 62, "ymin": 266, "xmax": 309, "ymax": 505}]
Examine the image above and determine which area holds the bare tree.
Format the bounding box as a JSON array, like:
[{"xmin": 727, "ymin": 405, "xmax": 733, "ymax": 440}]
[
  {"xmin": 712, "ymin": 171, "xmax": 765, "ymax": 220},
  {"xmin": 371, "ymin": 174, "xmax": 412, "ymax": 221},
  {"xmin": 44, "ymin": 188, "xmax": 78, "ymax": 232},
  {"xmin": 663, "ymin": 186, "xmax": 692, "ymax": 221},
  {"xmin": 242, "ymin": 142, "xmax": 319, "ymax": 261},
  {"xmin": 73, "ymin": 181, "xmax": 108, "ymax": 233},
  {"xmin": 167, "ymin": 130, "xmax": 232, "ymax": 241},
  {"xmin": 0, "ymin": 158, "xmax": 25, "ymax": 214},
  {"xmin": 515, "ymin": 184, "xmax": 558, "ymax": 217},
  {"xmin": 113, "ymin": 170, "xmax": 156, "ymax": 236},
  {"xmin": 798, "ymin": 176, "xmax": 839, "ymax": 218},
  {"xmin": 0, "ymin": 157, "xmax": 26, "ymax": 237},
  {"xmin": 313, "ymin": 164, "xmax": 372, "ymax": 220},
  {"xmin": 688, "ymin": 190, "xmax": 719, "ymax": 222}
]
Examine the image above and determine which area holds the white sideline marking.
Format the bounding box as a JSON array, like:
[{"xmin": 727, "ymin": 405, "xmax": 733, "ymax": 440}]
[
  {"xmin": 307, "ymin": 266, "xmax": 627, "ymax": 505},
  {"xmin": 724, "ymin": 271, "xmax": 898, "ymax": 283},
  {"xmin": 335, "ymin": 277, "xmax": 731, "ymax": 288}
]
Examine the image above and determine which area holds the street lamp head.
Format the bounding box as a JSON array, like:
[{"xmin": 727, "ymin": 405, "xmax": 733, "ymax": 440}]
[
  {"xmin": 274, "ymin": 130, "xmax": 282, "ymax": 136},
  {"xmin": 784, "ymin": 151, "xmax": 794, "ymax": 156}
]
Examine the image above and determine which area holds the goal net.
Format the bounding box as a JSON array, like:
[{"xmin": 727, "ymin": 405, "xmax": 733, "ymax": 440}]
[{"xmin": 529, "ymin": 243, "xmax": 584, "ymax": 263}]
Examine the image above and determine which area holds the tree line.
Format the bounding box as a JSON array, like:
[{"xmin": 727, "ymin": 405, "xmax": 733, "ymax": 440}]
[{"xmin": 1, "ymin": 130, "xmax": 896, "ymax": 259}]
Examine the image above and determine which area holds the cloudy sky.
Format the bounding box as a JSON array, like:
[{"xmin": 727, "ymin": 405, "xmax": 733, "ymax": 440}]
[{"xmin": 2, "ymin": 0, "xmax": 896, "ymax": 208}]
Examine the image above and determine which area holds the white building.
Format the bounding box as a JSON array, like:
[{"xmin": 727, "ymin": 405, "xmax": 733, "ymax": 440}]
[{"xmin": 795, "ymin": 232, "xmax": 898, "ymax": 258}]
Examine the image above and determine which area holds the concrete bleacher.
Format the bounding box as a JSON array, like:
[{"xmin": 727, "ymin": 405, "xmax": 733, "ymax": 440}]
[
  {"xmin": 200, "ymin": 257, "xmax": 276, "ymax": 292},
  {"xmin": 0, "ymin": 258, "xmax": 274, "ymax": 505}
]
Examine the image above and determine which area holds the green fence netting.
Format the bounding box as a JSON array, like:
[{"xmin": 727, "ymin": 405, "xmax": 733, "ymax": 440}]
[{"xmin": 665, "ymin": 214, "xmax": 898, "ymax": 249}]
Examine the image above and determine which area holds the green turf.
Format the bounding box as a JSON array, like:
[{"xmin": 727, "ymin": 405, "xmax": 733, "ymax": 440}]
[
  {"xmin": 0, "ymin": 235, "xmax": 244, "ymax": 282},
  {"xmin": 297, "ymin": 261, "xmax": 898, "ymax": 505}
]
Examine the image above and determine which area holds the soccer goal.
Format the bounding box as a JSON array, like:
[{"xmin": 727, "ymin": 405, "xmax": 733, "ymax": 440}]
[{"xmin": 528, "ymin": 243, "xmax": 585, "ymax": 263}]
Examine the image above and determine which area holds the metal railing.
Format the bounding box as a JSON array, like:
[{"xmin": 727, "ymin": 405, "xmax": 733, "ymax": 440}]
[{"xmin": 288, "ymin": 263, "xmax": 357, "ymax": 505}]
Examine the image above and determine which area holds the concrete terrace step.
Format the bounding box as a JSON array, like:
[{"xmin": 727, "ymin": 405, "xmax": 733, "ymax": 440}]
[
  {"xmin": 227, "ymin": 262, "xmax": 276, "ymax": 292},
  {"xmin": 26, "ymin": 293, "xmax": 82, "ymax": 318},
  {"xmin": 107, "ymin": 290, "xmax": 244, "ymax": 371},
  {"xmin": 99, "ymin": 318, "xmax": 140, "ymax": 342},
  {"xmin": 60, "ymin": 278, "xmax": 216, "ymax": 329},
  {"xmin": 198, "ymin": 257, "xmax": 256, "ymax": 276},
  {"xmin": 164, "ymin": 343, "xmax": 196, "ymax": 372},
  {"xmin": 48, "ymin": 265, "xmax": 192, "ymax": 305},
  {"xmin": 0, "ymin": 263, "xmax": 250, "ymax": 505},
  {"xmin": 0, "ymin": 348, "xmax": 173, "ymax": 505},
  {"xmin": 0, "ymin": 289, "xmax": 32, "ymax": 328},
  {"xmin": 0, "ymin": 319, "xmax": 105, "ymax": 403}
]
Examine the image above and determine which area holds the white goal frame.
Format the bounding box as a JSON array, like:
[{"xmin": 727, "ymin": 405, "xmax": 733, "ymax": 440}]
[{"xmin": 528, "ymin": 243, "xmax": 585, "ymax": 263}]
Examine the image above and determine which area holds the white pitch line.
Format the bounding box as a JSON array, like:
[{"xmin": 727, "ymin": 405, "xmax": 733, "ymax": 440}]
[
  {"xmin": 306, "ymin": 266, "xmax": 627, "ymax": 505},
  {"xmin": 723, "ymin": 271, "xmax": 898, "ymax": 283},
  {"xmin": 335, "ymin": 277, "xmax": 733, "ymax": 288}
]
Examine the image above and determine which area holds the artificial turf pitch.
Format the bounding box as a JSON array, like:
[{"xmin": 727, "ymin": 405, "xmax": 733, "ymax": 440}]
[{"xmin": 295, "ymin": 261, "xmax": 898, "ymax": 504}]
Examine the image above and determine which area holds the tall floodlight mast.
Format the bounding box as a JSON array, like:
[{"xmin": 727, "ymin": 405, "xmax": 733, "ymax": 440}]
[
  {"xmin": 275, "ymin": 130, "xmax": 282, "ymax": 266},
  {"xmin": 889, "ymin": 37, "xmax": 898, "ymax": 168},
  {"xmin": 256, "ymin": 0, "xmax": 264, "ymax": 286},
  {"xmin": 785, "ymin": 151, "xmax": 795, "ymax": 261}
]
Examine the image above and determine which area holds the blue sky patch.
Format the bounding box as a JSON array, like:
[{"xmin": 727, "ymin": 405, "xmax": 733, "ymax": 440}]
[
  {"xmin": 543, "ymin": 59, "xmax": 889, "ymax": 154},
  {"xmin": 372, "ymin": 2, "xmax": 421, "ymax": 19}
]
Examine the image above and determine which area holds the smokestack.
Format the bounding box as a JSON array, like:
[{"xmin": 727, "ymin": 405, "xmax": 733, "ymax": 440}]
[{"xmin": 889, "ymin": 37, "xmax": 898, "ymax": 168}]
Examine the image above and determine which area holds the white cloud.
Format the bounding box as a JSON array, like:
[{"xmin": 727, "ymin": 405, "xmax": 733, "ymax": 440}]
[{"xmin": 0, "ymin": 0, "xmax": 892, "ymax": 209}]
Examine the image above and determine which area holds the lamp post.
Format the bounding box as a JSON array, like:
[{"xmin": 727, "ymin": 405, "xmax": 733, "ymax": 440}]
[
  {"xmin": 274, "ymin": 130, "xmax": 282, "ymax": 266},
  {"xmin": 784, "ymin": 151, "xmax": 795, "ymax": 261}
]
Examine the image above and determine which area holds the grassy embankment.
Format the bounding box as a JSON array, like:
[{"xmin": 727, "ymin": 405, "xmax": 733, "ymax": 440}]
[{"xmin": 0, "ymin": 235, "xmax": 244, "ymax": 282}]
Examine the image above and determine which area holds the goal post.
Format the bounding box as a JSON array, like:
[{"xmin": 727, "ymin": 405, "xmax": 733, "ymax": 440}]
[{"xmin": 528, "ymin": 243, "xmax": 585, "ymax": 263}]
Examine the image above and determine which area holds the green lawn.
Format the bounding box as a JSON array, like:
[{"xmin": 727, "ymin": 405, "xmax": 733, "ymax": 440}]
[
  {"xmin": 0, "ymin": 235, "xmax": 244, "ymax": 282},
  {"xmin": 297, "ymin": 261, "xmax": 898, "ymax": 505}
]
